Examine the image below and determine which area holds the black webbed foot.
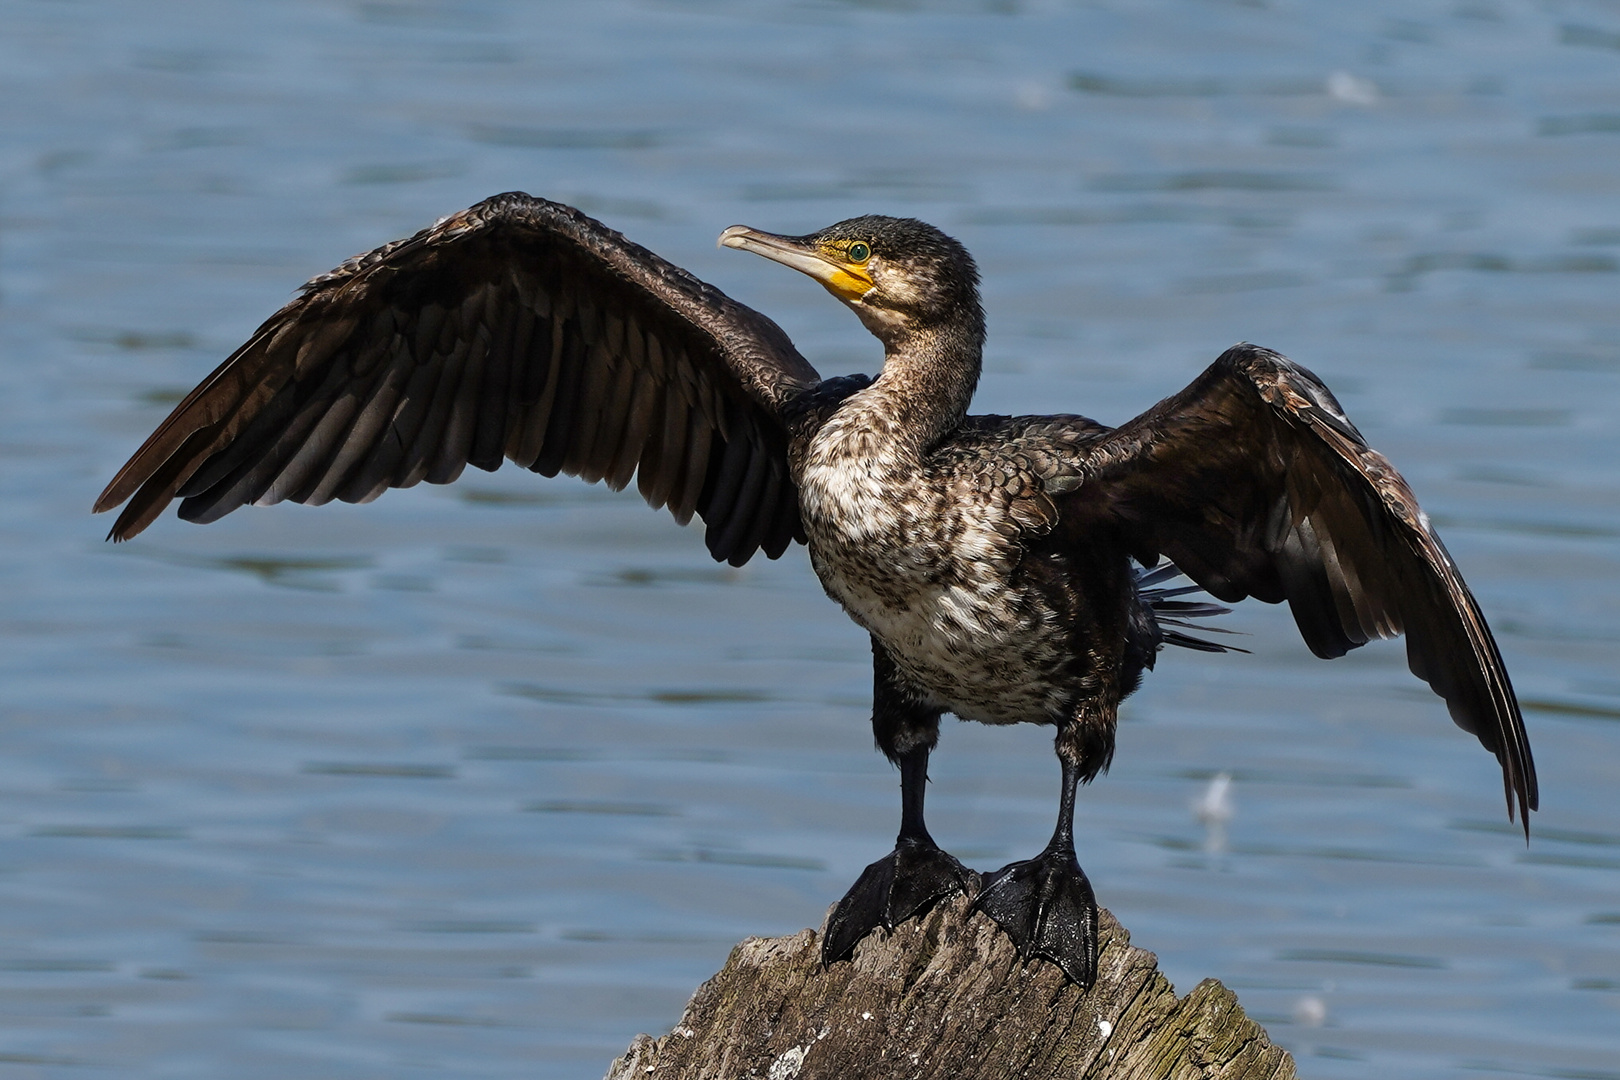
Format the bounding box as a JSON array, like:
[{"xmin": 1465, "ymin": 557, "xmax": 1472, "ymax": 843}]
[
  {"xmin": 822, "ymin": 837, "xmax": 978, "ymax": 965},
  {"xmin": 973, "ymin": 842, "xmax": 1099, "ymax": 988}
]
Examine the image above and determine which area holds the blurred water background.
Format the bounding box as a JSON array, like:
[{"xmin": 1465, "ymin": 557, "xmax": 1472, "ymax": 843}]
[{"xmin": 2, "ymin": 0, "xmax": 1619, "ymax": 1076}]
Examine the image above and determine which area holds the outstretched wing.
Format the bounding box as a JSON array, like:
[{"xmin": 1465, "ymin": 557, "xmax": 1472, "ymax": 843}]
[
  {"xmin": 1071, "ymin": 343, "xmax": 1536, "ymax": 830},
  {"xmin": 95, "ymin": 192, "xmax": 823, "ymax": 566}
]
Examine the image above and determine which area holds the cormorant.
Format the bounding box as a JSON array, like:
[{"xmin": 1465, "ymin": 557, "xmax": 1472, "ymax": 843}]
[{"xmin": 95, "ymin": 192, "xmax": 1537, "ymax": 989}]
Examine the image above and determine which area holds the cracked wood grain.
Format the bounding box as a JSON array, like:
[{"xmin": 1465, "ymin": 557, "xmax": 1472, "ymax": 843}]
[{"xmin": 603, "ymin": 895, "xmax": 1296, "ymax": 1080}]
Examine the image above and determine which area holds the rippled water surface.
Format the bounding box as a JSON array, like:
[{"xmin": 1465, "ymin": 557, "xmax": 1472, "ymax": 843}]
[{"xmin": 3, "ymin": 1, "xmax": 1619, "ymax": 1076}]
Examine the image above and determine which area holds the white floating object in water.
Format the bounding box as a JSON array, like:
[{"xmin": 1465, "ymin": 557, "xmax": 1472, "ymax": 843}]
[
  {"xmin": 1326, "ymin": 71, "xmax": 1379, "ymax": 106},
  {"xmin": 1192, "ymin": 772, "xmax": 1234, "ymax": 853},
  {"xmin": 1015, "ymin": 81, "xmax": 1052, "ymax": 111},
  {"xmin": 1293, "ymin": 994, "xmax": 1328, "ymax": 1027}
]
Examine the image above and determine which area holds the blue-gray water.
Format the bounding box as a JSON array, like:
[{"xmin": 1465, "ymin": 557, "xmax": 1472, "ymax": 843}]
[{"xmin": 3, "ymin": 1, "xmax": 1619, "ymax": 1076}]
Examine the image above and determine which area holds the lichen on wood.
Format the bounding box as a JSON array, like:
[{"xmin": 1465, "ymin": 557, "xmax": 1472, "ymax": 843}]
[{"xmin": 604, "ymin": 895, "xmax": 1296, "ymax": 1080}]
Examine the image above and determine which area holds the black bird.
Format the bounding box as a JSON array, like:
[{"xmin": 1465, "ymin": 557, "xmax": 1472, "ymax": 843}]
[{"xmin": 95, "ymin": 192, "xmax": 1536, "ymax": 988}]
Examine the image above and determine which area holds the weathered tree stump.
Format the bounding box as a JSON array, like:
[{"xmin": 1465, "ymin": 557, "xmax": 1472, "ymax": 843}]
[{"xmin": 604, "ymin": 895, "xmax": 1296, "ymax": 1080}]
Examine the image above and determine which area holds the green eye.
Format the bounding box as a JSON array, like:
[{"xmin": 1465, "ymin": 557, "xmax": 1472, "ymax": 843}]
[{"xmin": 847, "ymin": 242, "xmax": 871, "ymax": 263}]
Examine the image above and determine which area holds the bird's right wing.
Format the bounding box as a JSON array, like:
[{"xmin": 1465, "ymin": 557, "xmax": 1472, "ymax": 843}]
[
  {"xmin": 1067, "ymin": 344, "xmax": 1536, "ymax": 830},
  {"xmin": 95, "ymin": 192, "xmax": 823, "ymax": 566}
]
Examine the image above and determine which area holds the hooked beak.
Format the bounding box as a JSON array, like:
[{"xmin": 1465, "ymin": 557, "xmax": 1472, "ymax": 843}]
[{"xmin": 719, "ymin": 225, "xmax": 874, "ymax": 303}]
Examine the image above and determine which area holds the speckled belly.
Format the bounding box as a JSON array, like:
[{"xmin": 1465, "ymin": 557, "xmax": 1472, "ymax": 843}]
[
  {"xmin": 796, "ymin": 413, "xmax": 1083, "ymax": 726},
  {"xmin": 806, "ymin": 532, "xmax": 1076, "ymax": 726}
]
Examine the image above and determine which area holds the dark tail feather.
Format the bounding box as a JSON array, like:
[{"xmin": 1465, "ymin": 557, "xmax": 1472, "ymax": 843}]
[
  {"xmin": 1134, "ymin": 562, "xmax": 1182, "ymax": 589},
  {"xmin": 1160, "ymin": 628, "xmax": 1239, "ymax": 653},
  {"xmin": 1150, "ymin": 599, "xmax": 1233, "ymax": 618},
  {"xmin": 1135, "ymin": 563, "xmax": 1248, "ymax": 655}
]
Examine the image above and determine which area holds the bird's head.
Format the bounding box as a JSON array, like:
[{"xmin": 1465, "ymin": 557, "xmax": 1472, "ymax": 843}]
[{"xmin": 720, "ymin": 216, "xmax": 983, "ymax": 348}]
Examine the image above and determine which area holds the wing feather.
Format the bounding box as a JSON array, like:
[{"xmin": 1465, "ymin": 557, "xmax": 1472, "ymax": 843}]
[
  {"xmin": 762, "ymin": 476, "xmax": 801, "ymax": 560},
  {"xmin": 706, "ymin": 432, "xmax": 768, "ymax": 565},
  {"xmin": 278, "ymin": 390, "xmax": 363, "ymax": 505},
  {"xmin": 671, "ymin": 393, "xmax": 712, "ymax": 527},
  {"xmin": 722, "ymin": 446, "xmax": 777, "ymax": 567},
  {"xmin": 499, "ymin": 300, "xmax": 541, "ymax": 466},
  {"xmin": 370, "ymin": 342, "xmax": 446, "ymax": 489},
  {"xmin": 400, "ymin": 332, "xmax": 467, "ymax": 488},
  {"xmin": 531, "ymin": 316, "xmax": 586, "ymax": 479},
  {"xmin": 470, "ymin": 293, "xmax": 513, "ymax": 473},
  {"xmin": 593, "ymin": 347, "xmax": 641, "ymax": 489},
  {"xmin": 333, "ymin": 346, "xmax": 416, "ymax": 504},
  {"xmin": 513, "ymin": 309, "xmax": 566, "ymax": 470},
  {"xmin": 427, "ymin": 327, "xmax": 486, "ymax": 487}
]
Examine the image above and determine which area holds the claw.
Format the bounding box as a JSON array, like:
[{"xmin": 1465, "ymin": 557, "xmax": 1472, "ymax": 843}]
[
  {"xmin": 974, "ymin": 843, "xmax": 1099, "ymax": 988},
  {"xmin": 823, "ymin": 837, "xmax": 978, "ymax": 965}
]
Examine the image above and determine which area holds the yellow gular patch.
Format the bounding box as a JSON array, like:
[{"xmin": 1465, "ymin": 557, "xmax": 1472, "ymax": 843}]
[{"xmin": 821, "ymin": 267, "xmax": 874, "ymax": 302}]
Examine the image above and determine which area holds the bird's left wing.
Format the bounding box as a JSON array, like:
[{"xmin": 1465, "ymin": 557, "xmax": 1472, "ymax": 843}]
[
  {"xmin": 95, "ymin": 192, "xmax": 822, "ymax": 566},
  {"xmin": 1066, "ymin": 343, "xmax": 1536, "ymax": 830}
]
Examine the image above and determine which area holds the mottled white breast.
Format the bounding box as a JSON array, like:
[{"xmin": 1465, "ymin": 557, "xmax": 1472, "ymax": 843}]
[{"xmin": 798, "ymin": 411, "xmax": 1074, "ymax": 724}]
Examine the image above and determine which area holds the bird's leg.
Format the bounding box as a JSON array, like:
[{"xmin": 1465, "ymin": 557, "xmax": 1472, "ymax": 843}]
[
  {"xmin": 823, "ymin": 744, "xmax": 979, "ymax": 964},
  {"xmin": 973, "ymin": 718, "xmax": 1106, "ymax": 988},
  {"xmin": 822, "ymin": 643, "xmax": 979, "ymax": 966}
]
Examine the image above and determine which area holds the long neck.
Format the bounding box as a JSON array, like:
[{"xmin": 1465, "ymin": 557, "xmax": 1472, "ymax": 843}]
[{"xmin": 863, "ymin": 317, "xmax": 985, "ymax": 454}]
